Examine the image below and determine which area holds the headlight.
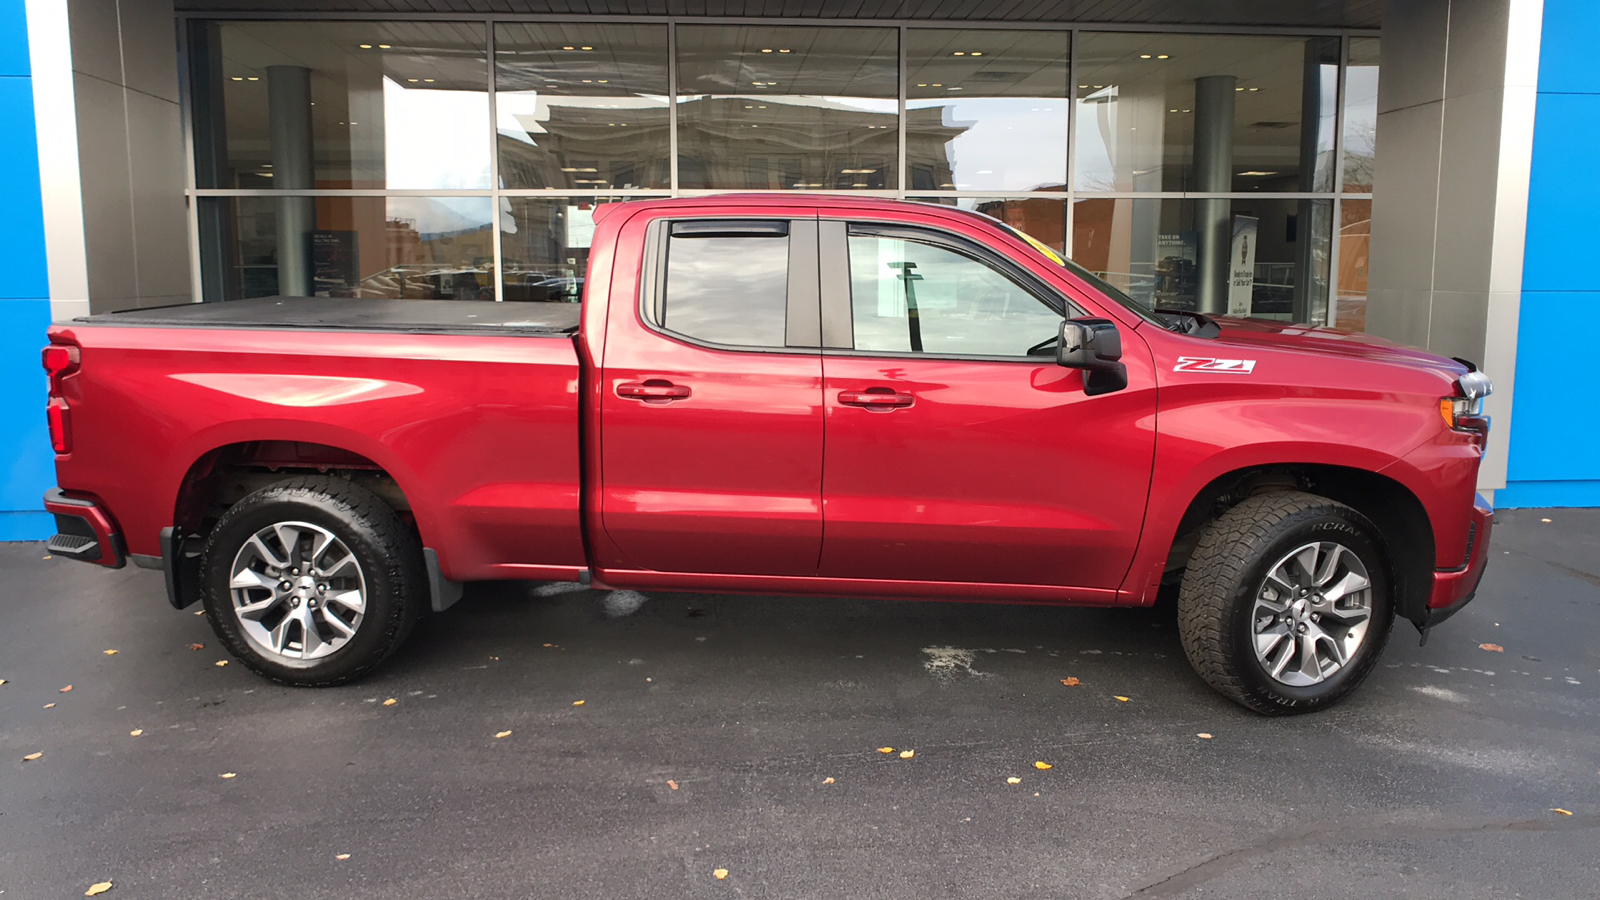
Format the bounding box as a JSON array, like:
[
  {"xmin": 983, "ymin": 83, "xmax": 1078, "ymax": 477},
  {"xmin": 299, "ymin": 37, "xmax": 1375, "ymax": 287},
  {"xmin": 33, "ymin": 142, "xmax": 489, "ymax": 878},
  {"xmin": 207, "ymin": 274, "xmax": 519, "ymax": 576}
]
[{"xmin": 1440, "ymin": 372, "xmax": 1492, "ymax": 434}]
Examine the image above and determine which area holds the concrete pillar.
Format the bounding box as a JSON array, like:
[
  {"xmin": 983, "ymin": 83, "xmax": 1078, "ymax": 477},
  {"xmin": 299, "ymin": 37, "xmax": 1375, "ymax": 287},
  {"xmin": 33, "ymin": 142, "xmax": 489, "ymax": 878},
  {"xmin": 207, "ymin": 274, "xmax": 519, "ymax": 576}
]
[
  {"xmin": 1367, "ymin": 0, "xmax": 1544, "ymax": 494},
  {"xmin": 268, "ymin": 65, "xmax": 315, "ymax": 296},
  {"xmin": 1193, "ymin": 75, "xmax": 1236, "ymax": 315}
]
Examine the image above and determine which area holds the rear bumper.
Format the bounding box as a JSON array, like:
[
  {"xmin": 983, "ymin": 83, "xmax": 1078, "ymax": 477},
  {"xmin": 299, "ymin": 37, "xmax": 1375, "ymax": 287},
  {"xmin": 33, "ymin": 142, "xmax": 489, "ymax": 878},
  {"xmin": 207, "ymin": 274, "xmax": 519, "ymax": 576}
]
[
  {"xmin": 42, "ymin": 488, "xmax": 125, "ymax": 569},
  {"xmin": 1425, "ymin": 491, "xmax": 1493, "ymax": 622}
]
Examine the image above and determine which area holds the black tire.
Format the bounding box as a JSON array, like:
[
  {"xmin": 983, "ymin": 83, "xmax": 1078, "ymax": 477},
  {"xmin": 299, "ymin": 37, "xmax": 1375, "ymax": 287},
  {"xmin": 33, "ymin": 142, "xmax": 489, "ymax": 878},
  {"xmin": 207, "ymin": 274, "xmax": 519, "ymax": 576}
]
[
  {"xmin": 1178, "ymin": 491, "xmax": 1394, "ymax": 715},
  {"xmin": 200, "ymin": 476, "xmax": 424, "ymax": 687}
]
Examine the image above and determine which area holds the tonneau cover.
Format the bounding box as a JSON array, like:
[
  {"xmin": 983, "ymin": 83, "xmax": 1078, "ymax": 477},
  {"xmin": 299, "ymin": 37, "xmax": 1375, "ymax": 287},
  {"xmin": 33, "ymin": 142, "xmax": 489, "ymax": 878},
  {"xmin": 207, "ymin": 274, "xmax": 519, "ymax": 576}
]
[{"xmin": 74, "ymin": 296, "xmax": 581, "ymax": 336}]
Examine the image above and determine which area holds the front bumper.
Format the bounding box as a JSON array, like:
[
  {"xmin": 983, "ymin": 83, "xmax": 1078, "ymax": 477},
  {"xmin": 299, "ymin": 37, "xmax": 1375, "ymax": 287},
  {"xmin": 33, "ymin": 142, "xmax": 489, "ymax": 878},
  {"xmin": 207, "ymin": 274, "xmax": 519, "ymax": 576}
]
[
  {"xmin": 43, "ymin": 488, "xmax": 125, "ymax": 569},
  {"xmin": 1422, "ymin": 491, "xmax": 1493, "ymax": 630}
]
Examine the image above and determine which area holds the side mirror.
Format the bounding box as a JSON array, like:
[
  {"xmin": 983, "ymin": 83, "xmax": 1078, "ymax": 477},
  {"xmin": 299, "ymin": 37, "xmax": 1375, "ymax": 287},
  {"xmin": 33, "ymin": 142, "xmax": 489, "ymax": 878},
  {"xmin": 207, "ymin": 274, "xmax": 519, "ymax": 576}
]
[{"xmin": 1057, "ymin": 317, "xmax": 1128, "ymax": 396}]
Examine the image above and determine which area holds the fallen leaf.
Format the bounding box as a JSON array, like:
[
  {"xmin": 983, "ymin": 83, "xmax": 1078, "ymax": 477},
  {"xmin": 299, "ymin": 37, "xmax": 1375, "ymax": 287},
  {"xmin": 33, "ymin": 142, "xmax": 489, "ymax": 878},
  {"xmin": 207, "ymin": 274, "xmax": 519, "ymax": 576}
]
[
  {"xmin": 542, "ymin": 643, "xmax": 554, "ymax": 647},
  {"xmin": 1006, "ymin": 776, "xmax": 1022, "ymax": 785},
  {"xmin": 60, "ymin": 684, "xmax": 73, "ymax": 693},
  {"xmin": 822, "ymin": 777, "xmax": 835, "ymax": 785},
  {"xmin": 0, "ymin": 678, "xmax": 7, "ymax": 685},
  {"xmin": 382, "ymin": 698, "xmax": 397, "ymax": 707},
  {"xmin": 1479, "ymin": 643, "xmax": 1504, "ymax": 653},
  {"xmin": 22, "ymin": 751, "xmax": 42, "ymax": 761},
  {"xmin": 215, "ymin": 660, "xmax": 228, "ymax": 667},
  {"xmin": 1034, "ymin": 761, "xmax": 1053, "ymax": 770},
  {"xmin": 219, "ymin": 773, "xmax": 236, "ymax": 779},
  {"xmin": 42, "ymin": 555, "xmax": 52, "ymax": 560},
  {"xmin": 85, "ymin": 882, "xmax": 113, "ymax": 896},
  {"xmin": 43, "ymin": 702, "xmax": 55, "ymax": 709},
  {"xmin": 900, "ymin": 749, "xmax": 915, "ymax": 759},
  {"xmin": 194, "ymin": 610, "xmax": 205, "ymax": 616},
  {"xmin": 667, "ymin": 780, "xmax": 679, "ymax": 790},
  {"xmin": 646, "ymin": 677, "xmax": 652, "ymax": 682},
  {"xmin": 336, "ymin": 854, "xmax": 351, "ymax": 860},
  {"xmin": 1197, "ymin": 733, "xmax": 1214, "ymax": 740},
  {"xmin": 1541, "ymin": 518, "xmax": 1552, "ymax": 523},
  {"xmin": 129, "ymin": 729, "xmax": 143, "ymax": 737},
  {"xmin": 1060, "ymin": 677, "xmax": 1081, "ymax": 687},
  {"xmin": 494, "ymin": 730, "xmax": 512, "ymax": 739},
  {"xmin": 1114, "ymin": 695, "xmax": 1130, "ymax": 702},
  {"xmin": 188, "ymin": 643, "xmax": 204, "ymax": 651},
  {"xmin": 103, "ymin": 649, "xmax": 118, "ymax": 656},
  {"xmin": 712, "ymin": 869, "xmax": 729, "ymax": 880},
  {"xmin": 572, "ymin": 700, "xmax": 585, "ymax": 706},
  {"xmin": 1552, "ymin": 808, "xmax": 1574, "ymax": 816},
  {"xmin": 877, "ymin": 747, "xmax": 895, "ymax": 754}
]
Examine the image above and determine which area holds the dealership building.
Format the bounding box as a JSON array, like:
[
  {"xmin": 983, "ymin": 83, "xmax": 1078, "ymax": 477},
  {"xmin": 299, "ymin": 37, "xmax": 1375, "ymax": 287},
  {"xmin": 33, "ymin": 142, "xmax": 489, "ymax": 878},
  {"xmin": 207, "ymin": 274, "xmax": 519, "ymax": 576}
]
[{"xmin": 0, "ymin": 0, "xmax": 1590, "ymax": 538}]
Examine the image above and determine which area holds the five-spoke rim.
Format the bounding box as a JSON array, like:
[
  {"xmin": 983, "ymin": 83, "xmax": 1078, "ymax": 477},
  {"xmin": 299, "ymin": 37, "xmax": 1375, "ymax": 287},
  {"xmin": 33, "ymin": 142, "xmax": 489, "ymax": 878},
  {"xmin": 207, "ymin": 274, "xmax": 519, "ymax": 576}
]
[
  {"xmin": 229, "ymin": 521, "xmax": 366, "ymax": 662},
  {"xmin": 1252, "ymin": 541, "xmax": 1373, "ymax": 687}
]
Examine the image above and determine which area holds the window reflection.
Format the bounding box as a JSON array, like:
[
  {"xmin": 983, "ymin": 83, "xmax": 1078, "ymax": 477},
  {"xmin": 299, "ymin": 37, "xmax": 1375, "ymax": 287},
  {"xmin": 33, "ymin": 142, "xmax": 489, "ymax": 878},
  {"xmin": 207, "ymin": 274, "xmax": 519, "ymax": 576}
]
[
  {"xmin": 1073, "ymin": 34, "xmax": 1339, "ymax": 193},
  {"xmin": 1343, "ymin": 38, "xmax": 1380, "ymax": 193},
  {"xmin": 906, "ymin": 31, "xmax": 1068, "ymax": 192},
  {"xmin": 495, "ymin": 24, "xmax": 671, "ymax": 190},
  {"xmin": 190, "ymin": 21, "xmax": 491, "ymax": 190},
  {"xmin": 1335, "ymin": 198, "xmax": 1371, "ymax": 331},
  {"xmin": 500, "ymin": 198, "xmax": 625, "ymax": 303},
  {"xmin": 908, "ymin": 196, "xmax": 1069, "ymax": 255},
  {"xmin": 1072, "ymin": 197, "xmax": 1330, "ymax": 321},
  {"xmin": 199, "ymin": 196, "xmax": 495, "ymax": 300},
  {"xmin": 675, "ymin": 26, "xmax": 898, "ymax": 190}
]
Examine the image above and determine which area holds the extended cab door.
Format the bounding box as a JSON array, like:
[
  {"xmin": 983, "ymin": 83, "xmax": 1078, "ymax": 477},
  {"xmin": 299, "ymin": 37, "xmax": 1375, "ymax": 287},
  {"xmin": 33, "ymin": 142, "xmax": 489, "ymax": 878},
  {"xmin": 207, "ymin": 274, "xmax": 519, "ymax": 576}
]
[
  {"xmin": 815, "ymin": 219, "xmax": 1157, "ymax": 592},
  {"xmin": 598, "ymin": 215, "xmax": 824, "ymax": 576}
]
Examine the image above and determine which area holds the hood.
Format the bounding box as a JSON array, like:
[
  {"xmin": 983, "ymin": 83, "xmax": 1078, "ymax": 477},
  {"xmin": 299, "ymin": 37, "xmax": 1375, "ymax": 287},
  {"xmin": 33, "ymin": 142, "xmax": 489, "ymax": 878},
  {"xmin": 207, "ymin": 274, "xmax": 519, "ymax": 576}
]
[{"xmin": 1205, "ymin": 316, "xmax": 1470, "ymax": 376}]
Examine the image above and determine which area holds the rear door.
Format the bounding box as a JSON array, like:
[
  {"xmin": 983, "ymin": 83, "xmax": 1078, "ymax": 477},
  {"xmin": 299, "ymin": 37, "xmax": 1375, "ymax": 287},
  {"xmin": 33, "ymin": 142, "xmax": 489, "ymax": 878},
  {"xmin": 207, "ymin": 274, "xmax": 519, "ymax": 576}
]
[
  {"xmin": 815, "ymin": 218, "xmax": 1157, "ymax": 591},
  {"xmin": 598, "ymin": 215, "xmax": 825, "ymax": 576}
]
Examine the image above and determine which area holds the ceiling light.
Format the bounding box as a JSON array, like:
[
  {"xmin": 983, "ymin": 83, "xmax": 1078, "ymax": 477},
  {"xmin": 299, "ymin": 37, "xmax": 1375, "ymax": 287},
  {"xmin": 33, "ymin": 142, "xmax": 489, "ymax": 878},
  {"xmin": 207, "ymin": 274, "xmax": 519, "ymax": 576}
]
[
  {"xmin": 1169, "ymin": 108, "xmax": 1178, "ymax": 113},
  {"xmin": 949, "ymin": 86, "xmax": 962, "ymax": 90},
  {"xmin": 423, "ymin": 78, "xmax": 435, "ymax": 83},
  {"xmin": 246, "ymin": 76, "xmax": 258, "ymax": 81},
  {"xmin": 953, "ymin": 51, "xmax": 964, "ymax": 56},
  {"xmin": 841, "ymin": 168, "xmax": 877, "ymax": 174},
  {"xmin": 1078, "ymin": 84, "xmax": 1088, "ymax": 88},
  {"xmin": 262, "ymin": 164, "xmax": 271, "ymax": 167},
  {"xmin": 1140, "ymin": 54, "xmax": 1152, "ymax": 59},
  {"xmin": 745, "ymin": 104, "xmax": 754, "ymax": 109},
  {"xmin": 598, "ymin": 79, "xmax": 608, "ymax": 83},
  {"xmin": 759, "ymin": 105, "xmax": 767, "ymax": 108},
  {"xmin": 932, "ymin": 83, "xmax": 942, "ymax": 87},
  {"xmin": 1239, "ymin": 170, "xmax": 1278, "ymax": 176},
  {"xmin": 916, "ymin": 83, "xmax": 927, "ymax": 87},
  {"xmin": 1182, "ymin": 108, "xmax": 1191, "ymax": 113},
  {"xmin": 971, "ymin": 52, "xmax": 982, "ymax": 56},
  {"xmin": 581, "ymin": 46, "xmax": 593, "ymax": 51},
  {"xmin": 1248, "ymin": 87, "xmax": 1261, "ymax": 91},
  {"xmin": 1236, "ymin": 87, "xmax": 1246, "ymax": 91},
  {"xmin": 852, "ymin": 183, "xmax": 868, "ymax": 187},
  {"xmin": 350, "ymin": 121, "xmax": 358, "ymax": 125},
  {"xmin": 378, "ymin": 44, "xmax": 391, "ymax": 49},
  {"xmin": 582, "ymin": 79, "xmax": 592, "ymax": 83},
  {"xmin": 778, "ymin": 48, "xmax": 791, "ymax": 53},
  {"xmin": 563, "ymin": 45, "xmax": 574, "ymax": 50},
  {"xmin": 761, "ymin": 48, "xmax": 773, "ymax": 53},
  {"xmin": 407, "ymin": 77, "xmax": 418, "ymax": 82},
  {"xmin": 230, "ymin": 76, "xmax": 243, "ymax": 81},
  {"xmin": 359, "ymin": 43, "xmax": 372, "ymax": 49},
  {"xmin": 1157, "ymin": 54, "xmax": 1170, "ymax": 59},
  {"xmin": 258, "ymin": 172, "xmax": 273, "ymax": 177},
  {"xmin": 560, "ymin": 167, "xmax": 599, "ymax": 173}
]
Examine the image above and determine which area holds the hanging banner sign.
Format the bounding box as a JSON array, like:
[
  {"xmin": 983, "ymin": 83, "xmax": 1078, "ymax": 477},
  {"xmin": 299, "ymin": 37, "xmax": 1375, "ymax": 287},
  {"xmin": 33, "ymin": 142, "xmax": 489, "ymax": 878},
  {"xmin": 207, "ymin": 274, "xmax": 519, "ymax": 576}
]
[{"xmin": 1227, "ymin": 215, "xmax": 1259, "ymax": 318}]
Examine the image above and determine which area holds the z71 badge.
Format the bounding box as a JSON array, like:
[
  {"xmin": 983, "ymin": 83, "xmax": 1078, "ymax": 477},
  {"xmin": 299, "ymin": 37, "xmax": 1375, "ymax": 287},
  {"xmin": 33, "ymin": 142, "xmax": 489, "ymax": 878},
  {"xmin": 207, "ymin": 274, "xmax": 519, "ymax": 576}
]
[{"xmin": 1174, "ymin": 357, "xmax": 1257, "ymax": 374}]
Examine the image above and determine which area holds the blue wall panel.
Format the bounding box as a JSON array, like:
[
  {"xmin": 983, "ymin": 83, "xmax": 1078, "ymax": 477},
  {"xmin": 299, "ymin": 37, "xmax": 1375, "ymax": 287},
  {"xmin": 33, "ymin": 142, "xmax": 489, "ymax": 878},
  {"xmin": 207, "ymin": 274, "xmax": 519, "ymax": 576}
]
[
  {"xmin": 0, "ymin": 0, "xmax": 53, "ymax": 540},
  {"xmin": 1505, "ymin": 2, "xmax": 1600, "ymax": 507}
]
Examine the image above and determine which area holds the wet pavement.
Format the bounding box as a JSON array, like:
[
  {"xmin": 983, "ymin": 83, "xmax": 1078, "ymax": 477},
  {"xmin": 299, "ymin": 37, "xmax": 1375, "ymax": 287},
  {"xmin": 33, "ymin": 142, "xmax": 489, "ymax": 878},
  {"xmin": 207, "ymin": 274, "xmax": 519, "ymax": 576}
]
[{"xmin": 2, "ymin": 508, "xmax": 1597, "ymax": 899}]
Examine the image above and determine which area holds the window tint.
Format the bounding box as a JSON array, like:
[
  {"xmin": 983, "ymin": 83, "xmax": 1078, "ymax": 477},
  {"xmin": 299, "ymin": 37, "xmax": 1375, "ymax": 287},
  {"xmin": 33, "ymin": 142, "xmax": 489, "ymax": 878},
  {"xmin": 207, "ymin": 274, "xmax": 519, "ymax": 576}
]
[
  {"xmin": 661, "ymin": 233, "xmax": 789, "ymax": 346},
  {"xmin": 847, "ymin": 234, "xmax": 1061, "ymax": 356}
]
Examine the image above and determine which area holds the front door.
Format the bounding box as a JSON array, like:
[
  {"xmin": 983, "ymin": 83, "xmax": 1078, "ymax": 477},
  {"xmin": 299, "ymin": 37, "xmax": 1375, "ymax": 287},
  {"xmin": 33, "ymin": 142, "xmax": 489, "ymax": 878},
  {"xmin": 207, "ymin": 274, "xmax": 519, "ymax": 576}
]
[
  {"xmin": 599, "ymin": 216, "xmax": 824, "ymax": 576},
  {"xmin": 817, "ymin": 220, "xmax": 1157, "ymax": 590}
]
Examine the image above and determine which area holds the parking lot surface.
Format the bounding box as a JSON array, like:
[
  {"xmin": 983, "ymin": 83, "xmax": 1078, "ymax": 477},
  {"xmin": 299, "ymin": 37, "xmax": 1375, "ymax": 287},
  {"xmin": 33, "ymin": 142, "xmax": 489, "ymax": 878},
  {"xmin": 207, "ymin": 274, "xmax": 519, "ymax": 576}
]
[{"xmin": 2, "ymin": 508, "xmax": 1597, "ymax": 899}]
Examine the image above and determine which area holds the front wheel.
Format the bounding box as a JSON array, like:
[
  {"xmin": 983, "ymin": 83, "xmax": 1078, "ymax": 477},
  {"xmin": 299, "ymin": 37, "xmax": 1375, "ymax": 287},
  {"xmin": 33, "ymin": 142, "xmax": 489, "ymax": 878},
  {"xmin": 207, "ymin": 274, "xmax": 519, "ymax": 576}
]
[
  {"xmin": 200, "ymin": 476, "xmax": 424, "ymax": 686},
  {"xmin": 1178, "ymin": 491, "xmax": 1394, "ymax": 715}
]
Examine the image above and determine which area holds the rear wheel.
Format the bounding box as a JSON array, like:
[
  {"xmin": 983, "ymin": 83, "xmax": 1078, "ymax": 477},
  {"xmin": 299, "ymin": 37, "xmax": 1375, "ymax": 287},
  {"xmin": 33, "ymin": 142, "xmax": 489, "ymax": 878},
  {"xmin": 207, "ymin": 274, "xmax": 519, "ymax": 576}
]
[
  {"xmin": 1178, "ymin": 491, "xmax": 1394, "ymax": 715},
  {"xmin": 200, "ymin": 476, "xmax": 424, "ymax": 686}
]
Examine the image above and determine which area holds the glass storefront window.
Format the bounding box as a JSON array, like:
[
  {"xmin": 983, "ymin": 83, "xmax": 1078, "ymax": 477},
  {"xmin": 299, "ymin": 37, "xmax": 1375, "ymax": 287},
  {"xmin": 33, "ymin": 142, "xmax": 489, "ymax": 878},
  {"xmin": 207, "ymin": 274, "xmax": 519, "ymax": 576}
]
[
  {"xmin": 495, "ymin": 24, "xmax": 671, "ymax": 190},
  {"xmin": 1334, "ymin": 198, "xmax": 1371, "ymax": 331},
  {"xmin": 906, "ymin": 31, "xmax": 1069, "ymax": 192},
  {"xmin": 1072, "ymin": 197, "xmax": 1331, "ymax": 321},
  {"xmin": 198, "ymin": 196, "xmax": 495, "ymax": 300},
  {"xmin": 499, "ymin": 198, "xmax": 627, "ymax": 303},
  {"xmin": 1074, "ymin": 34, "xmax": 1340, "ymax": 193},
  {"xmin": 190, "ymin": 22, "xmax": 492, "ymax": 190},
  {"xmin": 675, "ymin": 25, "xmax": 898, "ymax": 190},
  {"xmin": 1343, "ymin": 38, "xmax": 1380, "ymax": 193}
]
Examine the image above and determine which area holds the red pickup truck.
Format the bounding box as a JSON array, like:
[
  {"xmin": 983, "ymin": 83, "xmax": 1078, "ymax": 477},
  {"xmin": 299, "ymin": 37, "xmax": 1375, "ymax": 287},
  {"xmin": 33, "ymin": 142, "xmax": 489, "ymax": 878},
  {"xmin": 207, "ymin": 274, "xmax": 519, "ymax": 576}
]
[{"xmin": 40, "ymin": 196, "xmax": 1494, "ymax": 714}]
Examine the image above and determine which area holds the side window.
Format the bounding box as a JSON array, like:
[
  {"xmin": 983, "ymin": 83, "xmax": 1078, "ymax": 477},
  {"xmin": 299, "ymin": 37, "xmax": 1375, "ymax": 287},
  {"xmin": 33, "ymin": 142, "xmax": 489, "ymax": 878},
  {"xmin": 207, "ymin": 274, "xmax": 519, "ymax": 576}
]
[
  {"xmin": 846, "ymin": 233, "xmax": 1063, "ymax": 357},
  {"xmin": 657, "ymin": 225, "xmax": 789, "ymax": 348}
]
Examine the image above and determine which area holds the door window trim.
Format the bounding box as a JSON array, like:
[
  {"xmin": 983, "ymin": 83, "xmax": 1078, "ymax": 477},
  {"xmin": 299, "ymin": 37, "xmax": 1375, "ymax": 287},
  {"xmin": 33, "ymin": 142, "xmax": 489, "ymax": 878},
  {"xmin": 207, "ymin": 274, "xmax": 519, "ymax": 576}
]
[
  {"xmin": 639, "ymin": 216, "xmax": 822, "ymax": 354},
  {"xmin": 821, "ymin": 219, "xmax": 1083, "ymax": 361}
]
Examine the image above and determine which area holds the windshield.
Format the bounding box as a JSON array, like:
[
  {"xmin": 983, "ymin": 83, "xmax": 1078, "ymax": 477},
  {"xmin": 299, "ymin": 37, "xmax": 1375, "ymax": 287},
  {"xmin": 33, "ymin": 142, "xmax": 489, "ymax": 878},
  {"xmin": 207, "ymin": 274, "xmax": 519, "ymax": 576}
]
[{"xmin": 995, "ymin": 221, "xmax": 1165, "ymax": 327}]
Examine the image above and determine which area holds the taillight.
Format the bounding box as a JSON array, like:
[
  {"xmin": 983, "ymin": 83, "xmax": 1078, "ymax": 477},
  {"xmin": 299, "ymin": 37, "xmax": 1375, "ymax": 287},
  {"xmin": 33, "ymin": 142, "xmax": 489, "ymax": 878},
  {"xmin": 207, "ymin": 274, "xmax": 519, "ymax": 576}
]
[
  {"xmin": 47, "ymin": 399, "xmax": 71, "ymax": 454},
  {"xmin": 42, "ymin": 344, "xmax": 80, "ymax": 394}
]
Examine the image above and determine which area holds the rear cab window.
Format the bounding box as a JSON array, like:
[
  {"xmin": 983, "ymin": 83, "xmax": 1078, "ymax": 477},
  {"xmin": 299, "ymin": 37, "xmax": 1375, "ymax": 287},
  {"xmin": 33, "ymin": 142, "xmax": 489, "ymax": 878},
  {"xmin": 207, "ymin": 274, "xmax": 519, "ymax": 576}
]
[{"xmin": 644, "ymin": 218, "xmax": 821, "ymax": 350}]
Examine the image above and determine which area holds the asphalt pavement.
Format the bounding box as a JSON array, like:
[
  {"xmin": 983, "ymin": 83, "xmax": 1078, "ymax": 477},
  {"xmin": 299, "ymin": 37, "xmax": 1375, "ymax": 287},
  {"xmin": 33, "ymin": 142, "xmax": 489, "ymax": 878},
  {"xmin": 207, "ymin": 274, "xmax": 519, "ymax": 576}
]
[{"xmin": 2, "ymin": 508, "xmax": 1597, "ymax": 899}]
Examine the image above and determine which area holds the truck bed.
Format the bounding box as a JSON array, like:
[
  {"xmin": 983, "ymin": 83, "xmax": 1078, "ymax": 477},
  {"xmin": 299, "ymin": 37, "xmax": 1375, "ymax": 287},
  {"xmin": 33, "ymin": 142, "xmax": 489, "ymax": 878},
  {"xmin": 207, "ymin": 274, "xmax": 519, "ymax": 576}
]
[{"xmin": 76, "ymin": 297, "xmax": 582, "ymax": 336}]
